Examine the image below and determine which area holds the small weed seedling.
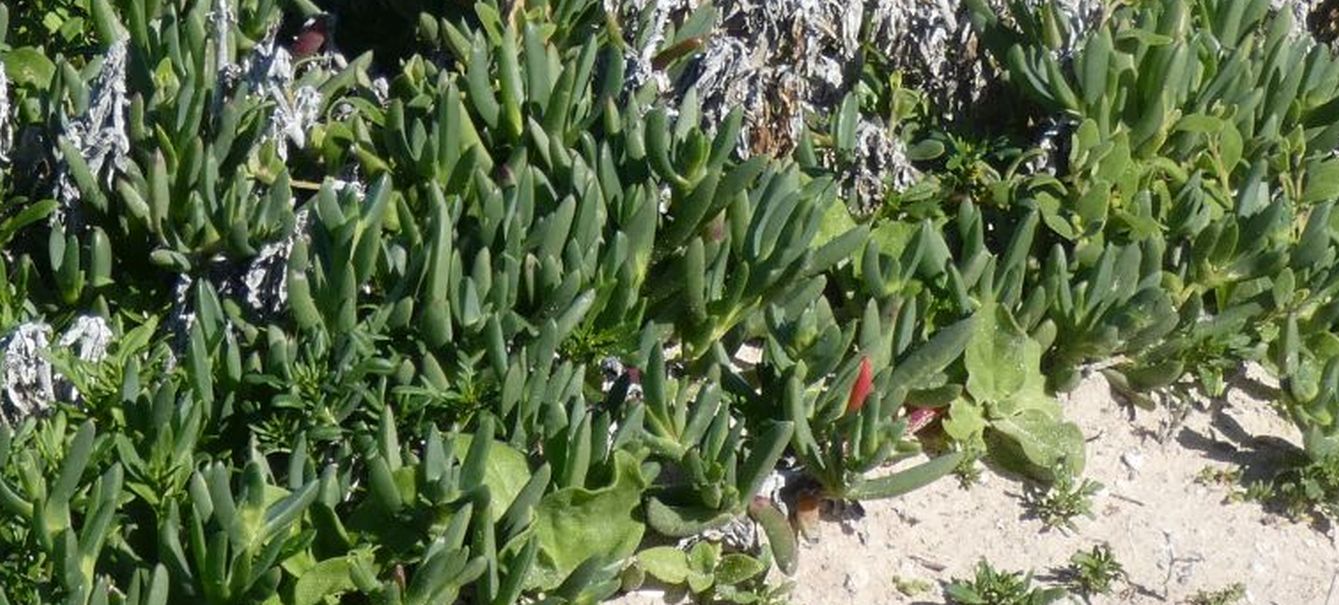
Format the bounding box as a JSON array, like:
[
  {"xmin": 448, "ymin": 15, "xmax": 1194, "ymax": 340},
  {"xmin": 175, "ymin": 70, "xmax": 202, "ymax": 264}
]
[
  {"xmin": 954, "ymin": 450, "xmax": 984, "ymax": 489},
  {"xmin": 1198, "ymin": 458, "xmax": 1339, "ymax": 524},
  {"xmin": 945, "ymin": 559, "xmax": 1067, "ymax": 605},
  {"xmin": 1187, "ymin": 582, "xmax": 1246, "ymax": 605},
  {"xmin": 1024, "ymin": 474, "xmax": 1101, "ymax": 532},
  {"xmin": 1194, "ymin": 465, "xmax": 1242, "ymax": 488},
  {"xmin": 1064, "ymin": 544, "xmax": 1125, "ymax": 600},
  {"xmin": 1272, "ymin": 454, "xmax": 1339, "ymax": 523}
]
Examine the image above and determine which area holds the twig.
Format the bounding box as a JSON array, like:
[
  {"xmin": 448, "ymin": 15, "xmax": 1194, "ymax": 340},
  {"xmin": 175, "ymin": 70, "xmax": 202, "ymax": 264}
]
[
  {"xmin": 909, "ymin": 554, "xmax": 946, "ymax": 572},
  {"xmin": 1160, "ymin": 531, "xmax": 1203, "ymax": 600},
  {"xmin": 1109, "ymin": 492, "xmax": 1147, "ymax": 507}
]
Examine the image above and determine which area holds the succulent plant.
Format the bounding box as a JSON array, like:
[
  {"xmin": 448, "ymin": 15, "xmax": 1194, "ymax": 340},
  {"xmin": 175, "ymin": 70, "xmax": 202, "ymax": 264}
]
[{"xmin": 12, "ymin": 0, "xmax": 1339, "ymax": 600}]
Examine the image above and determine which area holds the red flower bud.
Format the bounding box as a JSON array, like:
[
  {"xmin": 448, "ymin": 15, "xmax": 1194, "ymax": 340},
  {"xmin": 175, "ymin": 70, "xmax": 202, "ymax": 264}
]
[{"xmin": 846, "ymin": 357, "xmax": 873, "ymax": 415}]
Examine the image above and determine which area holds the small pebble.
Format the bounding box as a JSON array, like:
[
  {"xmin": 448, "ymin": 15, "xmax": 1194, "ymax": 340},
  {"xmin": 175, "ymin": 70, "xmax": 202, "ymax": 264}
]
[
  {"xmin": 1121, "ymin": 450, "xmax": 1145, "ymax": 473},
  {"xmin": 843, "ymin": 569, "xmax": 867, "ymax": 594}
]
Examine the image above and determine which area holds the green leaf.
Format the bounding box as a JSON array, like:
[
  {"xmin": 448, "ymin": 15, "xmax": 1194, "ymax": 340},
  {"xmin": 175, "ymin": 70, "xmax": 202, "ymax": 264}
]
[
  {"xmin": 532, "ymin": 450, "xmax": 647, "ymax": 590},
  {"xmin": 905, "ymin": 139, "xmax": 945, "ymax": 161},
  {"xmin": 0, "ymin": 199, "xmax": 59, "ymax": 245},
  {"xmin": 748, "ymin": 499, "xmax": 797, "ymax": 574},
  {"xmin": 889, "ymin": 316, "xmax": 975, "ymax": 390},
  {"xmin": 714, "ymin": 554, "xmax": 765, "ymax": 585},
  {"xmin": 637, "ymin": 547, "xmax": 689, "ymax": 585},
  {"xmin": 1219, "ymin": 123, "xmax": 1243, "ymax": 173},
  {"xmin": 1304, "ymin": 158, "xmax": 1339, "ymax": 204},
  {"xmin": 1115, "ymin": 29, "xmax": 1172, "ymax": 46},
  {"xmin": 1173, "ymin": 113, "xmax": 1222, "ymax": 133},
  {"xmin": 1079, "ymin": 29, "xmax": 1111, "ymax": 107},
  {"xmin": 990, "ymin": 409, "xmax": 1086, "ymax": 477},
  {"xmin": 687, "ymin": 541, "xmax": 719, "ymax": 574},
  {"xmin": 645, "ymin": 498, "xmax": 735, "ymax": 538},
  {"xmin": 964, "ymin": 300, "xmax": 1046, "ymax": 404},
  {"xmin": 687, "ymin": 570, "xmax": 714, "ymax": 594},
  {"xmin": 942, "ymin": 398, "xmax": 987, "ymax": 447},
  {"xmin": 813, "ymin": 197, "xmax": 857, "ymax": 249},
  {"xmin": 293, "ymin": 551, "xmax": 372, "ymax": 605},
  {"xmin": 2, "ymin": 47, "xmax": 55, "ymax": 87},
  {"xmin": 451, "ymin": 435, "xmax": 531, "ymax": 523},
  {"xmin": 858, "ymin": 220, "xmax": 918, "ymax": 276},
  {"xmin": 845, "ymin": 452, "xmax": 965, "ymax": 500},
  {"xmin": 1075, "ymin": 184, "xmax": 1110, "ymax": 227},
  {"xmin": 834, "ymin": 92, "xmax": 859, "ymax": 154}
]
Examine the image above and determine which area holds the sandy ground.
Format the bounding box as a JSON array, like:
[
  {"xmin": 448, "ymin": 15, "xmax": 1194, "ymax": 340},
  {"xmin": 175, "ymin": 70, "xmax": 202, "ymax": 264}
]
[{"xmin": 612, "ymin": 370, "xmax": 1339, "ymax": 604}]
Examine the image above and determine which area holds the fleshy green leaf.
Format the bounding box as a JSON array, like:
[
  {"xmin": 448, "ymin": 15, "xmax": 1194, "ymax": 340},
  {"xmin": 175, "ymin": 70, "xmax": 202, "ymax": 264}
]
[
  {"xmin": 990, "ymin": 409, "xmax": 1086, "ymax": 477},
  {"xmin": 451, "ymin": 435, "xmax": 531, "ymax": 523},
  {"xmin": 636, "ymin": 547, "xmax": 689, "ymax": 585},
  {"xmin": 965, "ymin": 300, "xmax": 1047, "ymax": 404},
  {"xmin": 531, "ymin": 450, "xmax": 647, "ymax": 590}
]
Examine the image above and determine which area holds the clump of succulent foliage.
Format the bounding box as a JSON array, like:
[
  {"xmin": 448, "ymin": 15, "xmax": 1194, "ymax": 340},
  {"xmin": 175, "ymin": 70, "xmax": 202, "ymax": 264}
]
[{"xmin": 3, "ymin": 0, "xmax": 1339, "ymax": 602}]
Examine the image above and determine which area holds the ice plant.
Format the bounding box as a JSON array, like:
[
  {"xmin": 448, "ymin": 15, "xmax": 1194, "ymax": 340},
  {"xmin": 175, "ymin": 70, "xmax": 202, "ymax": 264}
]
[
  {"xmin": 846, "ymin": 356, "xmax": 874, "ymax": 415},
  {"xmin": 0, "ymin": 0, "xmax": 1336, "ymax": 600}
]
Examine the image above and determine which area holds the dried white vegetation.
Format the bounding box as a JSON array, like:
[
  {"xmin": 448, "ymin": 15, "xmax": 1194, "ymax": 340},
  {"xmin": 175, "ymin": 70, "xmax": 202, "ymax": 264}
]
[
  {"xmin": 1, "ymin": 323, "xmax": 54, "ymax": 423},
  {"xmin": 54, "ymin": 315, "xmax": 114, "ymax": 402},
  {"xmin": 848, "ymin": 119, "xmax": 919, "ymax": 209},
  {"xmin": 58, "ymin": 315, "xmax": 113, "ymax": 363},
  {"xmin": 683, "ymin": 0, "xmax": 868, "ymax": 154},
  {"xmin": 0, "ymin": 316, "xmax": 112, "ymax": 422},
  {"xmin": 241, "ymin": 40, "xmax": 324, "ymax": 160},
  {"xmin": 199, "ymin": 2, "xmax": 328, "ymax": 317},
  {"xmin": 56, "ymin": 39, "xmax": 131, "ymax": 215},
  {"xmin": 0, "ymin": 62, "xmax": 11, "ymax": 165},
  {"xmin": 224, "ymin": 206, "xmax": 311, "ymax": 315},
  {"xmin": 602, "ymin": 0, "xmax": 1125, "ymax": 209},
  {"xmin": 865, "ymin": 0, "xmax": 990, "ymax": 119},
  {"xmin": 606, "ymin": 0, "xmax": 683, "ymax": 95},
  {"xmin": 211, "ymin": 0, "xmax": 324, "ymax": 161},
  {"xmin": 1042, "ymin": 0, "xmax": 1105, "ymax": 55},
  {"xmin": 604, "ymin": 1, "xmax": 1006, "ymax": 208},
  {"xmin": 210, "ymin": 0, "xmax": 238, "ymax": 80},
  {"xmin": 1275, "ymin": 0, "xmax": 1324, "ymax": 38}
]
